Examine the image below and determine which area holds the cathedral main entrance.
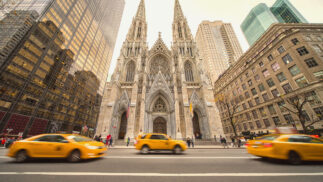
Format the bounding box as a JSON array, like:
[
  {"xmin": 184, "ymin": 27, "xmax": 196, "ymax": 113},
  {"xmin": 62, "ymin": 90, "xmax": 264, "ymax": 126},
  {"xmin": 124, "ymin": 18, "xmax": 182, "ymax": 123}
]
[
  {"xmin": 153, "ymin": 117, "xmax": 167, "ymax": 134},
  {"xmin": 118, "ymin": 112, "xmax": 127, "ymax": 139},
  {"xmin": 192, "ymin": 111, "xmax": 201, "ymax": 139}
]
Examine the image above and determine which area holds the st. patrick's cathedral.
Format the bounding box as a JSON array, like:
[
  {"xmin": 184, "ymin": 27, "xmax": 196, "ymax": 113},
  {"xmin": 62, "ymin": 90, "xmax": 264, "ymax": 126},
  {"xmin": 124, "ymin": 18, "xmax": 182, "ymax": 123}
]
[{"xmin": 96, "ymin": 0, "xmax": 224, "ymax": 140}]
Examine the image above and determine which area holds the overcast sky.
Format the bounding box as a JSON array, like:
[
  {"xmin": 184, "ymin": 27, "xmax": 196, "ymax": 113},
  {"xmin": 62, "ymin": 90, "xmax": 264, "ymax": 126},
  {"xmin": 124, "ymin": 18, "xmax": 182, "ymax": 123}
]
[{"xmin": 108, "ymin": 0, "xmax": 323, "ymax": 79}]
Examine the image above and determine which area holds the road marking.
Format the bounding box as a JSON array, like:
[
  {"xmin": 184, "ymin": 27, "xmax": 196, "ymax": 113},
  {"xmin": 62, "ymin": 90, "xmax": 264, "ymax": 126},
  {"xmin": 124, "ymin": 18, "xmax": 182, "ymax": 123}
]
[
  {"xmin": 103, "ymin": 156, "xmax": 259, "ymax": 159},
  {"xmin": 0, "ymin": 172, "xmax": 323, "ymax": 176},
  {"xmin": 0, "ymin": 156, "xmax": 257, "ymax": 159}
]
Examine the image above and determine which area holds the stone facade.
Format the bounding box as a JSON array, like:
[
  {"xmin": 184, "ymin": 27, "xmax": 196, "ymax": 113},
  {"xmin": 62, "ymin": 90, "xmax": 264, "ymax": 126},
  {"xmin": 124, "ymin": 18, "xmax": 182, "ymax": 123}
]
[
  {"xmin": 214, "ymin": 23, "xmax": 323, "ymax": 138},
  {"xmin": 96, "ymin": 0, "xmax": 224, "ymax": 140}
]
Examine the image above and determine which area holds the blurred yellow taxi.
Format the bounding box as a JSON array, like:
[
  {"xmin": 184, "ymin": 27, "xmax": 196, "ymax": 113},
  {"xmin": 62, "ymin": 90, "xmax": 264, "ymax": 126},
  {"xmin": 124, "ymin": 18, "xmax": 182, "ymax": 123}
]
[
  {"xmin": 7, "ymin": 134, "xmax": 106, "ymax": 162},
  {"xmin": 246, "ymin": 134, "xmax": 323, "ymax": 164},
  {"xmin": 134, "ymin": 133, "xmax": 187, "ymax": 154}
]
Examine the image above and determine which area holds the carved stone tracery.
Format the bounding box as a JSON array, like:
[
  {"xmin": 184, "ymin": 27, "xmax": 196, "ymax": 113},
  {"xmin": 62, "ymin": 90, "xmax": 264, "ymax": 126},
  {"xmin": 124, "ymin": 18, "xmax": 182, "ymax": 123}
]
[{"xmin": 152, "ymin": 98, "xmax": 167, "ymax": 112}]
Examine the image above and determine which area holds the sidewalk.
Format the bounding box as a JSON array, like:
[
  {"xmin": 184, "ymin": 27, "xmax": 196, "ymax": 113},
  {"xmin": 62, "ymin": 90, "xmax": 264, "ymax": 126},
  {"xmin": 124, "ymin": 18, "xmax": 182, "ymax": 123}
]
[{"xmin": 108, "ymin": 145, "xmax": 246, "ymax": 149}]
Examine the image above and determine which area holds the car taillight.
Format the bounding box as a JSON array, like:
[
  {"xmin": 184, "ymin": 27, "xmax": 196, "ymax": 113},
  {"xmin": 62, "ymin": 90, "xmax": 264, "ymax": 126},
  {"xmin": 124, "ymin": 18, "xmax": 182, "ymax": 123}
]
[
  {"xmin": 245, "ymin": 142, "xmax": 250, "ymax": 147},
  {"xmin": 263, "ymin": 143, "xmax": 273, "ymax": 147}
]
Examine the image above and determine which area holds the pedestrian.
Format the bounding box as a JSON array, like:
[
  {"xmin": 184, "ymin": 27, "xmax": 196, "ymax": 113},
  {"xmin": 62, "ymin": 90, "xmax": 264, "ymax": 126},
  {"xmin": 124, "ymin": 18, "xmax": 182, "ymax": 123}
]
[
  {"xmin": 214, "ymin": 135, "xmax": 216, "ymax": 142},
  {"xmin": 221, "ymin": 137, "xmax": 228, "ymax": 148},
  {"xmin": 238, "ymin": 138, "xmax": 241, "ymax": 148},
  {"xmin": 186, "ymin": 137, "xmax": 191, "ymax": 147},
  {"xmin": 109, "ymin": 137, "xmax": 113, "ymax": 147},
  {"xmin": 127, "ymin": 137, "xmax": 130, "ymax": 147},
  {"xmin": 231, "ymin": 137, "xmax": 236, "ymax": 148},
  {"xmin": 106, "ymin": 134, "xmax": 111, "ymax": 146},
  {"xmin": 1, "ymin": 137, "xmax": 6, "ymax": 147}
]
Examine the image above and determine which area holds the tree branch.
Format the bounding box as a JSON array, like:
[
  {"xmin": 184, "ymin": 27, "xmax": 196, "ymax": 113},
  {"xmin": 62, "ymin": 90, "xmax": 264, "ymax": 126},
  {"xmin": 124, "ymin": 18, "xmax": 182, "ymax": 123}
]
[{"xmin": 281, "ymin": 105, "xmax": 298, "ymax": 115}]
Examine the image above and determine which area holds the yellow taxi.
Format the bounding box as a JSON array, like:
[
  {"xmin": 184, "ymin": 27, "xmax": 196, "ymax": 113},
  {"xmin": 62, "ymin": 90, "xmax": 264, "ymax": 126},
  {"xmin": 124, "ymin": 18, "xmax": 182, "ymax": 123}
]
[
  {"xmin": 134, "ymin": 133, "xmax": 187, "ymax": 154},
  {"xmin": 7, "ymin": 134, "xmax": 107, "ymax": 162},
  {"xmin": 246, "ymin": 134, "xmax": 323, "ymax": 164}
]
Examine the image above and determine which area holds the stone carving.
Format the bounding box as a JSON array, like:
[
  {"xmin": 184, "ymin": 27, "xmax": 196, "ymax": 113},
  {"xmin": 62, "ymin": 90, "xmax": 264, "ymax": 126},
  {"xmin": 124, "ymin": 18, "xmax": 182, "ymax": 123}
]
[{"xmin": 152, "ymin": 98, "xmax": 167, "ymax": 112}]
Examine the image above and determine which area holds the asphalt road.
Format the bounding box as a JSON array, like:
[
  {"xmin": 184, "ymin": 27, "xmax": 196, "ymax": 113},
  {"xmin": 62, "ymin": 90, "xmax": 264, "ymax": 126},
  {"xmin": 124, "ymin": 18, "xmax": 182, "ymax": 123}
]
[{"xmin": 0, "ymin": 148, "xmax": 322, "ymax": 182}]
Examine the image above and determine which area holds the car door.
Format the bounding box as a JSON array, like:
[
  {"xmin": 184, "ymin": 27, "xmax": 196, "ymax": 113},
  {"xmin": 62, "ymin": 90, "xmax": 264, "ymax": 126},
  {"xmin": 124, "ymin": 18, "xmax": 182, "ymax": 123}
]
[
  {"xmin": 309, "ymin": 138, "xmax": 323, "ymax": 159},
  {"xmin": 149, "ymin": 135, "xmax": 160, "ymax": 149},
  {"xmin": 157, "ymin": 135, "xmax": 170, "ymax": 150},
  {"xmin": 288, "ymin": 135, "xmax": 315, "ymax": 160},
  {"xmin": 50, "ymin": 135, "xmax": 70, "ymax": 158},
  {"xmin": 30, "ymin": 135, "xmax": 57, "ymax": 157}
]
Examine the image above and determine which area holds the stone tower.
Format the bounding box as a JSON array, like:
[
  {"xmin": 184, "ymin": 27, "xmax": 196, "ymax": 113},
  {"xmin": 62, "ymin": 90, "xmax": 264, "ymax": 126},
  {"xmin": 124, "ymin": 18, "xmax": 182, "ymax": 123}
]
[{"xmin": 96, "ymin": 0, "xmax": 224, "ymax": 140}]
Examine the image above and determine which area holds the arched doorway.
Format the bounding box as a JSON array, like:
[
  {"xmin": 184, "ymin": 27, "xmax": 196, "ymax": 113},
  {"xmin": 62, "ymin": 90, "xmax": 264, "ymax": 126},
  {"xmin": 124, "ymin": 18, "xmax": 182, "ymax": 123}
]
[
  {"xmin": 118, "ymin": 112, "xmax": 127, "ymax": 139},
  {"xmin": 192, "ymin": 111, "xmax": 201, "ymax": 139},
  {"xmin": 153, "ymin": 117, "xmax": 167, "ymax": 134}
]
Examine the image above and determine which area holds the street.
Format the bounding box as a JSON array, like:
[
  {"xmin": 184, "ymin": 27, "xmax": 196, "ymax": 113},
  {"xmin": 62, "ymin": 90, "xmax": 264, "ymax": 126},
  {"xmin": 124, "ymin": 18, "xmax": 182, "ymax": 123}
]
[{"xmin": 0, "ymin": 147, "xmax": 323, "ymax": 182}]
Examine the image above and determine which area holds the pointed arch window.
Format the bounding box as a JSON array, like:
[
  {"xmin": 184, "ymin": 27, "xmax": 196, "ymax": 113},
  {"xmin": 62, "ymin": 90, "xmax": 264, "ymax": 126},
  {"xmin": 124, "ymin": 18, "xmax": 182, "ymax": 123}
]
[
  {"xmin": 137, "ymin": 23, "xmax": 142, "ymax": 38},
  {"xmin": 153, "ymin": 98, "xmax": 167, "ymax": 112},
  {"xmin": 178, "ymin": 23, "xmax": 182, "ymax": 38},
  {"xmin": 126, "ymin": 61, "xmax": 135, "ymax": 82},
  {"xmin": 185, "ymin": 61, "xmax": 194, "ymax": 82}
]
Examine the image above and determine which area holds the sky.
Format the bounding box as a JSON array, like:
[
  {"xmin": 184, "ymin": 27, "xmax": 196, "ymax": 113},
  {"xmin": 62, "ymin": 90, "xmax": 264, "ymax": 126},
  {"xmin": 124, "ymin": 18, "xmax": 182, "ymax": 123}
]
[{"xmin": 108, "ymin": 0, "xmax": 323, "ymax": 80}]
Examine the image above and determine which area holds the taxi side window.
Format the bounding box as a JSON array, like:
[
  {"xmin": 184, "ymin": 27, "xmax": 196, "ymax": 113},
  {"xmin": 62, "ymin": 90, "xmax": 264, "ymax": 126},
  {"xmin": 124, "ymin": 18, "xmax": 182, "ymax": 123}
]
[
  {"xmin": 288, "ymin": 136, "xmax": 311, "ymax": 143},
  {"xmin": 34, "ymin": 135, "xmax": 52, "ymax": 142},
  {"xmin": 150, "ymin": 135, "xmax": 160, "ymax": 140},
  {"xmin": 158, "ymin": 135, "xmax": 168, "ymax": 140},
  {"xmin": 52, "ymin": 135, "xmax": 67, "ymax": 143},
  {"xmin": 141, "ymin": 135, "xmax": 146, "ymax": 139}
]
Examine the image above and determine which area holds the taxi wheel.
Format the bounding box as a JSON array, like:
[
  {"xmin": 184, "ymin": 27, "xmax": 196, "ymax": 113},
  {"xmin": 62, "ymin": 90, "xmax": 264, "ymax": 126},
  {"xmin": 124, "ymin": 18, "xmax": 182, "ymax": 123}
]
[
  {"xmin": 288, "ymin": 151, "xmax": 302, "ymax": 165},
  {"xmin": 173, "ymin": 146, "xmax": 182, "ymax": 154},
  {"xmin": 15, "ymin": 150, "xmax": 28, "ymax": 163},
  {"xmin": 140, "ymin": 146, "xmax": 150, "ymax": 154},
  {"xmin": 67, "ymin": 150, "xmax": 81, "ymax": 163}
]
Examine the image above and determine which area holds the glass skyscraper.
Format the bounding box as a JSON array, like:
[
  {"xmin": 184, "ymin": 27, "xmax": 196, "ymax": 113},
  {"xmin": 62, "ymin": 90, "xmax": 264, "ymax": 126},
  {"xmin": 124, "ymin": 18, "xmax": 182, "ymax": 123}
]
[
  {"xmin": 0, "ymin": 0, "xmax": 125, "ymax": 137},
  {"xmin": 271, "ymin": 0, "xmax": 308, "ymax": 23},
  {"xmin": 241, "ymin": 0, "xmax": 308, "ymax": 46}
]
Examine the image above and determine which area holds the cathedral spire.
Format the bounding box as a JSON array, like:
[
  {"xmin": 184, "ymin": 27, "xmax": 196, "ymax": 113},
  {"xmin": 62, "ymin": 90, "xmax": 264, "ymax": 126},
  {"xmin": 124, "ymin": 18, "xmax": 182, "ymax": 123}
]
[
  {"xmin": 172, "ymin": 0, "xmax": 193, "ymax": 41},
  {"xmin": 135, "ymin": 0, "xmax": 146, "ymax": 20},
  {"xmin": 174, "ymin": 0, "xmax": 184, "ymax": 21},
  {"xmin": 125, "ymin": 0, "xmax": 147, "ymax": 42}
]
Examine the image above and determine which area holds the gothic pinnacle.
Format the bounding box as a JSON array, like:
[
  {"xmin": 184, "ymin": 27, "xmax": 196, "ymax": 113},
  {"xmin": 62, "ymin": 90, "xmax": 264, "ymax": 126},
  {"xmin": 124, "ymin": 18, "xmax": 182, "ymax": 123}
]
[{"xmin": 135, "ymin": 0, "xmax": 146, "ymax": 20}]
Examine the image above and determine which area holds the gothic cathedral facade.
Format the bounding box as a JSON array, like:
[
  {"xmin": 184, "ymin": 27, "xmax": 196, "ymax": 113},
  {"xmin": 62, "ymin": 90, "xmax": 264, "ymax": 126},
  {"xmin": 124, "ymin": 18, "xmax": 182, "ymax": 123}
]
[{"xmin": 96, "ymin": 0, "xmax": 224, "ymax": 140}]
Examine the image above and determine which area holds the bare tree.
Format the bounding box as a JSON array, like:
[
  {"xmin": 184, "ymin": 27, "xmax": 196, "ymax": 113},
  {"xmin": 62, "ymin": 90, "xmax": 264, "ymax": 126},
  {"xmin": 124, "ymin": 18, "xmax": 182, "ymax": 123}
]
[
  {"xmin": 217, "ymin": 96, "xmax": 240, "ymax": 137},
  {"xmin": 279, "ymin": 94, "xmax": 320, "ymax": 134}
]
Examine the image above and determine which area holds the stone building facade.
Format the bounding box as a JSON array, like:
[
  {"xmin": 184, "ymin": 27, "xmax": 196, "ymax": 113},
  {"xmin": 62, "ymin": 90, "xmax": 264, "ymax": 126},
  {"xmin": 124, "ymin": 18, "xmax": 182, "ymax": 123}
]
[
  {"xmin": 96, "ymin": 0, "xmax": 224, "ymax": 140},
  {"xmin": 214, "ymin": 24, "xmax": 323, "ymax": 138}
]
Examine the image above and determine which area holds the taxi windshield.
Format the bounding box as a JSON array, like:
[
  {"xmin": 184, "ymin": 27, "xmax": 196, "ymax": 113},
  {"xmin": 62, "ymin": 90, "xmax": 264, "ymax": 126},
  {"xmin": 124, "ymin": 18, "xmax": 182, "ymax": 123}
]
[
  {"xmin": 68, "ymin": 135, "xmax": 93, "ymax": 142},
  {"xmin": 256, "ymin": 135, "xmax": 279, "ymax": 141}
]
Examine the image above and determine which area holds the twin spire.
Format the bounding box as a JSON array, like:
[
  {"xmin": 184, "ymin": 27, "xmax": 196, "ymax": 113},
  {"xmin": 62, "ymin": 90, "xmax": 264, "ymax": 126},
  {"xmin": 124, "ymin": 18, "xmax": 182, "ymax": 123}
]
[
  {"xmin": 135, "ymin": 0, "xmax": 146, "ymax": 20},
  {"xmin": 129, "ymin": 0, "xmax": 191, "ymax": 41},
  {"xmin": 134, "ymin": 0, "xmax": 184, "ymax": 21}
]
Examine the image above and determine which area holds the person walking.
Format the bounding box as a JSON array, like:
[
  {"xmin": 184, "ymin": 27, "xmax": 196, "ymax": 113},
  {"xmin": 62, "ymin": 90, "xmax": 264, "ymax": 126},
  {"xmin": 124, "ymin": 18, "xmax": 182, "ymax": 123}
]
[
  {"xmin": 109, "ymin": 137, "xmax": 113, "ymax": 147},
  {"xmin": 221, "ymin": 137, "xmax": 228, "ymax": 148},
  {"xmin": 231, "ymin": 137, "xmax": 236, "ymax": 148},
  {"xmin": 238, "ymin": 138, "xmax": 241, "ymax": 148},
  {"xmin": 186, "ymin": 137, "xmax": 191, "ymax": 148},
  {"xmin": 126, "ymin": 137, "xmax": 130, "ymax": 147},
  {"xmin": 1, "ymin": 137, "xmax": 6, "ymax": 148},
  {"xmin": 106, "ymin": 134, "xmax": 111, "ymax": 146}
]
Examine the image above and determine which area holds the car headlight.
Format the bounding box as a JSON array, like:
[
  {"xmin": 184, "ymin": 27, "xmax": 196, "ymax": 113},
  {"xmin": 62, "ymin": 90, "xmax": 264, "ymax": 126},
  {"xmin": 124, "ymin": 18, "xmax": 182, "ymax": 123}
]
[{"xmin": 86, "ymin": 145, "xmax": 99, "ymax": 150}]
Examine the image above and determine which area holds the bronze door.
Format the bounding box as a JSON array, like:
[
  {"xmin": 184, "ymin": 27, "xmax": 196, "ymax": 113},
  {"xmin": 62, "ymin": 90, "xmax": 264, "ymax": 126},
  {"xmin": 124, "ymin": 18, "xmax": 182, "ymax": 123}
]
[
  {"xmin": 118, "ymin": 112, "xmax": 127, "ymax": 139},
  {"xmin": 153, "ymin": 117, "xmax": 167, "ymax": 134},
  {"xmin": 192, "ymin": 111, "xmax": 201, "ymax": 139}
]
